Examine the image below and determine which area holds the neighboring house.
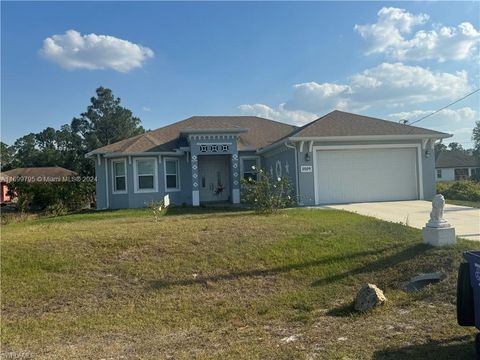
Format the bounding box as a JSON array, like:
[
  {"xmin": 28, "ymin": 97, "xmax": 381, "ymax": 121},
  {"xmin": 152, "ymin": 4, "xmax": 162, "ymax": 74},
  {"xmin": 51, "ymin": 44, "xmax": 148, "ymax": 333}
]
[
  {"xmin": 86, "ymin": 110, "xmax": 450, "ymax": 209},
  {"xmin": 435, "ymin": 151, "xmax": 480, "ymax": 181},
  {"xmin": 0, "ymin": 166, "xmax": 77, "ymax": 204}
]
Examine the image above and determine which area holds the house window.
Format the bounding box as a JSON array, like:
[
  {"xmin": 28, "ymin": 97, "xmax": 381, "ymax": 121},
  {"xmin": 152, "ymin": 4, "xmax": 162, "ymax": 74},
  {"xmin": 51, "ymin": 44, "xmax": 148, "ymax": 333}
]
[
  {"xmin": 164, "ymin": 158, "xmax": 180, "ymax": 191},
  {"xmin": 454, "ymin": 168, "xmax": 469, "ymax": 181},
  {"xmin": 471, "ymin": 168, "xmax": 480, "ymax": 177},
  {"xmin": 241, "ymin": 157, "xmax": 259, "ymax": 181},
  {"xmin": 436, "ymin": 169, "xmax": 442, "ymax": 179},
  {"xmin": 134, "ymin": 158, "xmax": 157, "ymax": 192},
  {"xmin": 112, "ymin": 159, "xmax": 127, "ymax": 193}
]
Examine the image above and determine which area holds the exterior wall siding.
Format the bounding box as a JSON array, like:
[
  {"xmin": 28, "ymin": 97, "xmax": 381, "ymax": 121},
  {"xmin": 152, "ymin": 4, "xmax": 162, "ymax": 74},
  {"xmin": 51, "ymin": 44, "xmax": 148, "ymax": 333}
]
[
  {"xmin": 435, "ymin": 167, "xmax": 480, "ymax": 182},
  {"xmin": 261, "ymin": 146, "xmax": 298, "ymax": 202},
  {"xmin": 98, "ymin": 155, "xmax": 190, "ymax": 209},
  {"xmin": 296, "ymin": 143, "xmax": 315, "ymax": 205},
  {"xmin": 95, "ymin": 156, "xmax": 107, "ymax": 210},
  {"xmin": 435, "ymin": 168, "xmax": 455, "ymax": 182},
  {"xmin": 421, "ymin": 151, "xmax": 436, "ymax": 199},
  {"xmin": 95, "ymin": 139, "xmax": 439, "ymax": 209}
]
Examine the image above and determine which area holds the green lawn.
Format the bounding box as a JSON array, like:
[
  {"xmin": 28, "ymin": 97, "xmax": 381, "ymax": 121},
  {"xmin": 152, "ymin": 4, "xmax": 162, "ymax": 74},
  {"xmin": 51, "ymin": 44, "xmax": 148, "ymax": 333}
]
[
  {"xmin": 1, "ymin": 208, "xmax": 478, "ymax": 359},
  {"xmin": 445, "ymin": 199, "xmax": 480, "ymax": 208}
]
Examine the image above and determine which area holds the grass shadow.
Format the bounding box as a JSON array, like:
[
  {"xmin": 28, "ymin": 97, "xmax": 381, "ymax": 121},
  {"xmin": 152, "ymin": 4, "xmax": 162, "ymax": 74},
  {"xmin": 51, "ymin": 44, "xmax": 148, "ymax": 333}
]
[
  {"xmin": 1, "ymin": 207, "xmax": 135, "ymax": 225},
  {"xmin": 311, "ymin": 243, "xmax": 430, "ymax": 287},
  {"xmin": 326, "ymin": 302, "xmax": 356, "ymax": 317},
  {"xmin": 162, "ymin": 205, "xmax": 250, "ymax": 217},
  {"xmin": 372, "ymin": 335, "xmax": 477, "ymax": 360},
  {"xmin": 148, "ymin": 245, "xmax": 398, "ymax": 290}
]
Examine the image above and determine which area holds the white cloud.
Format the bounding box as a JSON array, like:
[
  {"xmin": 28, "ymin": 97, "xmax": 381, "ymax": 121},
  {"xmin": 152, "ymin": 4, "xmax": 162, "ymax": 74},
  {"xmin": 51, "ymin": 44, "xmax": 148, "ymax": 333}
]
[
  {"xmin": 355, "ymin": 7, "xmax": 429, "ymax": 55},
  {"xmin": 142, "ymin": 106, "xmax": 151, "ymax": 112},
  {"xmin": 284, "ymin": 62, "xmax": 471, "ymax": 114},
  {"xmin": 388, "ymin": 107, "xmax": 477, "ymax": 125},
  {"xmin": 388, "ymin": 107, "xmax": 478, "ymax": 146},
  {"xmin": 238, "ymin": 63, "xmax": 476, "ymax": 145},
  {"xmin": 287, "ymin": 82, "xmax": 352, "ymax": 114},
  {"xmin": 238, "ymin": 103, "xmax": 317, "ymax": 126},
  {"xmin": 444, "ymin": 127, "xmax": 477, "ymax": 148},
  {"xmin": 40, "ymin": 30, "xmax": 154, "ymax": 72},
  {"xmin": 355, "ymin": 7, "xmax": 480, "ymax": 62}
]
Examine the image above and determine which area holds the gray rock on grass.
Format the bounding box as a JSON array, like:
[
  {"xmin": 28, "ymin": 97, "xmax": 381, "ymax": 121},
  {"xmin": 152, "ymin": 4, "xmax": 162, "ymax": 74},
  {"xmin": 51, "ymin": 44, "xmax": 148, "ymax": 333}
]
[{"xmin": 354, "ymin": 284, "xmax": 387, "ymax": 312}]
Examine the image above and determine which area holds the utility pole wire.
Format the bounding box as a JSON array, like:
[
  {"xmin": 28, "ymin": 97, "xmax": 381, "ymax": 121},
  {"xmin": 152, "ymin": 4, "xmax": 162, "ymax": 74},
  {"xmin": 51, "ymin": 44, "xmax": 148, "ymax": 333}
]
[{"xmin": 407, "ymin": 88, "xmax": 480, "ymax": 126}]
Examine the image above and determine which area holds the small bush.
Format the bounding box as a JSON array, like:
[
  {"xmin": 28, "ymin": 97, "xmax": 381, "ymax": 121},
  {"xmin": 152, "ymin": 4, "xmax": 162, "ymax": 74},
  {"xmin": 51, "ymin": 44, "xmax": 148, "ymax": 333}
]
[
  {"xmin": 241, "ymin": 167, "xmax": 296, "ymax": 214},
  {"xmin": 7, "ymin": 181, "xmax": 94, "ymax": 214},
  {"xmin": 437, "ymin": 181, "xmax": 480, "ymax": 201},
  {"xmin": 470, "ymin": 172, "xmax": 480, "ymax": 182},
  {"xmin": 436, "ymin": 181, "xmax": 450, "ymax": 195},
  {"xmin": 145, "ymin": 199, "xmax": 166, "ymax": 221},
  {"xmin": 45, "ymin": 202, "xmax": 69, "ymax": 216}
]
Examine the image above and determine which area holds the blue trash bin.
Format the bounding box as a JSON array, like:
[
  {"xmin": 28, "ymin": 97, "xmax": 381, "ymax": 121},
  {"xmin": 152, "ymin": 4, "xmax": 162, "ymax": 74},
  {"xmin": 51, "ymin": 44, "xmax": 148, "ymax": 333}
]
[
  {"xmin": 459, "ymin": 251, "xmax": 480, "ymax": 355},
  {"xmin": 464, "ymin": 251, "xmax": 480, "ymax": 331}
]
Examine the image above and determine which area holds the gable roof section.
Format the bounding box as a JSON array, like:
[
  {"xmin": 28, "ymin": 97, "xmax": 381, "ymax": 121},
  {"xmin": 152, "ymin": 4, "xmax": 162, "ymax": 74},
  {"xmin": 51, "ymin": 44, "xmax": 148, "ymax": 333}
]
[
  {"xmin": 1, "ymin": 167, "xmax": 77, "ymax": 182},
  {"xmin": 88, "ymin": 116, "xmax": 297, "ymax": 155},
  {"xmin": 289, "ymin": 110, "xmax": 450, "ymax": 139},
  {"xmin": 435, "ymin": 151, "xmax": 480, "ymax": 168}
]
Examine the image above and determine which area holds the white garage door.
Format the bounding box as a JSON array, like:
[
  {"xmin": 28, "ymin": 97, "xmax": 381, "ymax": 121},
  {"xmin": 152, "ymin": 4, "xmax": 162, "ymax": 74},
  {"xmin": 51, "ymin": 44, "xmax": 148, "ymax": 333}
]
[{"xmin": 315, "ymin": 147, "xmax": 419, "ymax": 204}]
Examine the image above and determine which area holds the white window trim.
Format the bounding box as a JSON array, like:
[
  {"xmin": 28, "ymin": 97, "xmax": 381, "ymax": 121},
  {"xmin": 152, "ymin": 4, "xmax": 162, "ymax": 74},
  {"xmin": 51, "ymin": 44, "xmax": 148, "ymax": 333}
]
[
  {"xmin": 240, "ymin": 156, "xmax": 260, "ymax": 179},
  {"xmin": 312, "ymin": 143, "xmax": 424, "ymax": 205},
  {"xmin": 164, "ymin": 157, "xmax": 181, "ymax": 192},
  {"xmin": 133, "ymin": 157, "xmax": 158, "ymax": 194},
  {"xmin": 111, "ymin": 158, "xmax": 128, "ymax": 194}
]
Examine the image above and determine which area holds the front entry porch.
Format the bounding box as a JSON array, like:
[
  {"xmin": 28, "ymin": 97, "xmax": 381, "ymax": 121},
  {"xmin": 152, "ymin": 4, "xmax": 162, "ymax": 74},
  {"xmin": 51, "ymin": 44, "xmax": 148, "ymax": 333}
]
[
  {"xmin": 187, "ymin": 131, "xmax": 243, "ymax": 206},
  {"xmin": 197, "ymin": 155, "xmax": 230, "ymax": 203}
]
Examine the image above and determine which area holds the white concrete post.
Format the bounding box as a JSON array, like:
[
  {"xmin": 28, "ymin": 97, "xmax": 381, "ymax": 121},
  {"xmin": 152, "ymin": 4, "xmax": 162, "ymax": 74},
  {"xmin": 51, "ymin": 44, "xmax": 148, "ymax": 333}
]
[{"xmin": 422, "ymin": 194, "xmax": 456, "ymax": 246}]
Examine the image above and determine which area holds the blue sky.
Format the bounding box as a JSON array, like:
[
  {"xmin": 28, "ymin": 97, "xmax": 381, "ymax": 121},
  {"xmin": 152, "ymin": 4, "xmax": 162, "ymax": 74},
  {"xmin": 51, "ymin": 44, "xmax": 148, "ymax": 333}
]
[{"xmin": 2, "ymin": 1, "xmax": 479, "ymax": 147}]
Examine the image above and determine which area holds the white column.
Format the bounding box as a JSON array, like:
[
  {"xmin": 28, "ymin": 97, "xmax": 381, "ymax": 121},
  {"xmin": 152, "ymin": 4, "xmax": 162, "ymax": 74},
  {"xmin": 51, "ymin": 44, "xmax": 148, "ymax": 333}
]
[
  {"xmin": 192, "ymin": 190, "xmax": 200, "ymax": 206},
  {"xmin": 232, "ymin": 189, "xmax": 240, "ymax": 204},
  {"xmin": 191, "ymin": 154, "xmax": 199, "ymax": 206},
  {"xmin": 231, "ymin": 153, "xmax": 240, "ymax": 204}
]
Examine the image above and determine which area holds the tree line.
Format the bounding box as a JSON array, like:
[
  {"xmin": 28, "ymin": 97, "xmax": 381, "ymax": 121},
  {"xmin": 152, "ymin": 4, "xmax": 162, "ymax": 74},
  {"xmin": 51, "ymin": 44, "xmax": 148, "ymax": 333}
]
[
  {"xmin": 2, "ymin": 86, "xmax": 480, "ymax": 174},
  {"xmin": 435, "ymin": 141, "xmax": 475, "ymax": 154},
  {"xmin": 3, "ymin": 86, "xmax": 478, "ymax": 213},
  {"xmin": 1, "ymin": 87, "xmax": 145, "ymax": 175}
]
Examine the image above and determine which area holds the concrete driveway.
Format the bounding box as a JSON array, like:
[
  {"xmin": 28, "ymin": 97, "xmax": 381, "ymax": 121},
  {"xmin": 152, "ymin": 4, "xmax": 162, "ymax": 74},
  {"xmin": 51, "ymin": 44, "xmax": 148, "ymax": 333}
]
[{"xmin": 321, "ymin": 200, "xmax": 480, "ymax": 241}]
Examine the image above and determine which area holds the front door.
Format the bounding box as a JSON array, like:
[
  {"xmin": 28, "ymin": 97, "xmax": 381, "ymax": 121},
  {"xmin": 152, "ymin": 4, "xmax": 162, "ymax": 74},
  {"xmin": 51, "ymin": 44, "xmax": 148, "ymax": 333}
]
[{"xmin": 198, "ymin": 156, "xmax": 230, "ymax": 202}]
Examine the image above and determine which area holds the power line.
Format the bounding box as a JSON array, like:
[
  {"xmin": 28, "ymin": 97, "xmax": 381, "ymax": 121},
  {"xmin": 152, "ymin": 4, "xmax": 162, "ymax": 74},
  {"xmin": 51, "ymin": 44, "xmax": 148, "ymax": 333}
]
[{"xmin": 407, "ymin": 88, "xmax": 480, "ymax": 126}]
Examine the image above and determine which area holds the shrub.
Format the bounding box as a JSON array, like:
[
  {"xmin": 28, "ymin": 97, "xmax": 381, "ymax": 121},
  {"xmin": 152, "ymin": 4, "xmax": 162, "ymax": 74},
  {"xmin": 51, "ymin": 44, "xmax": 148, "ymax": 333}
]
[
  {"xmin": 470, "ymin": 172, "xmax": 480, "ymax": 182},
  {"xmin": 437, "ymin": 181, "xmax": 480, "ymax": 202},
  {"xmin": 241, "ymin": 167, "xmax": 296, "ymax": 213},
  {"xmin": 45, "ymin": 202, "xmax": 69, "ymax": 216},
  {"xmin": 145, "ymin": 199, "xmax": 166, "ymax": 221},
  {"xmin": 7, "ymin": 181, "xmax": 94, "ymax": 213},
  {"xmin": 436, "ymin": 181, "xmax": 450, "ymax": 195}
]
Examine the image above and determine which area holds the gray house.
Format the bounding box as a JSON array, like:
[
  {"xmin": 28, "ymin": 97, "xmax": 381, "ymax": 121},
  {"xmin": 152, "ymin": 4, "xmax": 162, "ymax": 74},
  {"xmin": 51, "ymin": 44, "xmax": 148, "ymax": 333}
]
[
  {"xmin": 435, "ymin": 151, "xmax": 480, "ymax": 181},
  {"xmin": 86, "ymin": 110, "xmax": 450, "ymax": 209}
]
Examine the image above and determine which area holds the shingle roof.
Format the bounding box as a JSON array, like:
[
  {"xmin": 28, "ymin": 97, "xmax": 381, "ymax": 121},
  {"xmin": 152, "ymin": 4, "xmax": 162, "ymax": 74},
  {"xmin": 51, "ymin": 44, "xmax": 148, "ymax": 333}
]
[
  {"xmin": 0, "ymin": 167, "xmax": 77, "ymax": 182},
  {"xmin": 89, "ymin": 116, "xmax": 297, "ymax": 155},
  {"xmin": 289, "ymin": 110, "xmax": 450, "ymax": 138},
  {"xmin": 435, "ymin": 151, "xmax": 480, "ymax": 168},
  {"xmin": 88, "ymin": 111, "xmax": 451, "ymax": 156}
]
